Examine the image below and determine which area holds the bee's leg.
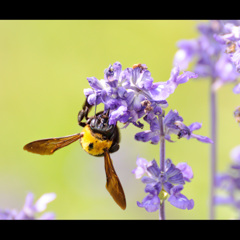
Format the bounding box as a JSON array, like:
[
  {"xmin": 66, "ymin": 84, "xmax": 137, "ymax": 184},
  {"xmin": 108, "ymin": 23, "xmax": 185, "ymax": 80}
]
[
  {"xmin": 78, "ymin": 98, "xmax": 93, "ymax": 127},
  {"xmin": 109, "ymin": 127, "xmax": 120, "ymax": 153},
  {"xmin": 109, "ymin": 142, "xmax": 120, "ymax": 153},
  {"xmin": 78, "ymin": 110, "xmax": 87, "ymax": 127}
]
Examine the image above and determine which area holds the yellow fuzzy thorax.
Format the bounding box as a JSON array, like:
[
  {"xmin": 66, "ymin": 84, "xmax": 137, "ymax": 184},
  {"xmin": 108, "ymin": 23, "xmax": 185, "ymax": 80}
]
[{"xmin": 80, "ymin": 125, "xmax": 113, "ymax": 156}]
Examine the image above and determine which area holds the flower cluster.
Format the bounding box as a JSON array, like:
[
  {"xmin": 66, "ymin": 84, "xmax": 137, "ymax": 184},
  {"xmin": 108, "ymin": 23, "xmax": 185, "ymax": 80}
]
[
  {"xmin": 132, "ymin": 157, "xmax": 194, "ymax": 211},
  {"xmin": 214, "ymin": 145, "xmax": 240, "ymax": 217},
  {"xmin": 214, "ymin": 20, "xmax": 240, "ymax": 93},
  {"xmin": 84, "ymin": 62, "xmax": 198, "ymax": 128},
  {"xmin": 174, "ymin": 20, "xmax": 240, "ymax": 93},
  {"xmin": 84, "ymin": 62, "xmax": 212, "ymax": 215},
  {"xmin": 0, "ymin": 192, "xmax": 56, "ymax": 220}
]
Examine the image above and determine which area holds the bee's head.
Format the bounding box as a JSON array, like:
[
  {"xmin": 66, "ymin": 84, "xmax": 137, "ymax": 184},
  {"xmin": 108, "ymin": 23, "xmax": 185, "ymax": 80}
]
[{"xmin": 89, "ymin": 109, "xmax": 115, "ymax": 138}]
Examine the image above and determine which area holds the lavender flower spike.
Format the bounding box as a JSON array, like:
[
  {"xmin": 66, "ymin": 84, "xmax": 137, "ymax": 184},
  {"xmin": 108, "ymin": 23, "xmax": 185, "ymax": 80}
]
[{"xmin": 0, "ymin": 192, "xmax": 56, "ymax": 220}]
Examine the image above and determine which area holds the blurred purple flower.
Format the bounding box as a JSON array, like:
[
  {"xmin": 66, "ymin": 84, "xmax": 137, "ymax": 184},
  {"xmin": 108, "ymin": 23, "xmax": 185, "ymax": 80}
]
[
  {"xmin": 133, "ymin": 158, "xmax": 194, "ymax": 212},
  {"xmin": 214, "ymin": 21, "xmax": 240, "ymax": 76},
  {"xmin": 215, "ymin": 145, "xmax": 240, "ymax": 217},
  {"xmin": 230, "ymin": 145, "xmax": 240, "ymax": 165},
  {"xmin": 0, "ymin": 192, "xmax": 56, "ymax": 220},
  {"xmin": 174, "ymin": 20, "xmax": 240, "ymax": 93}
]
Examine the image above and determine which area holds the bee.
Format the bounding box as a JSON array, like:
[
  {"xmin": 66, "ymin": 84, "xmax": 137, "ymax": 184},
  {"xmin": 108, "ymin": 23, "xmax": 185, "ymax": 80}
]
[{"xmin": 23, "ymin": 99, "xmax": 126, "ymax": 210}]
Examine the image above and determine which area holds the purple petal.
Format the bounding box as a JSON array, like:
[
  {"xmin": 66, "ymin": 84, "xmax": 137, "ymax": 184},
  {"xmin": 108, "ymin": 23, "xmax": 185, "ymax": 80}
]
[
  {"xmin": 38, "ymin": 212, "xmax": 56, "ymax": 220},
  {"xmin": 169, "ymin": 66, "xmax": 180, "ymax": 83},
  {"xmin": 233, "ymin": 83, "xmax": 240, "ymax": 94},
  {"xmin": 168, "ymin": 185, "xmax": 194, "ymax": 210},
  {"xmin": 87, "ymin": 77, "xmax": 103, "ymax": 90},
  {"xmin": 190, "ymin": 133, "xmax": 213, "ymax": 143},
  {"xmin": 145, "ymin": 183, "xmax": 161, "ymax": 195},
  {"xmin": 174, "ymin": 39, "xmax": 198, "ymax": 70},
  {"xmin": 87, "ymin": 93, "xmax": 102, "ymax": 106},
  {"xmin": 214, "ymin": 196, "xmax": 234, "ymax": 205},
  {"xmin": 132, "ymin": 157, "xmax": 150, "ymax": 179},
  {"xmin": 109, "ymin": 105, "xmax": 128, "ymax": 125},
  {"xmin": 34, "ymin": 193, "xmax": 56, "ymax": 212},
  {"xmin": 150, "ymin": 117, "xmax": 160, "ymax": 132},
  {"xmin": 165, "ymin": 134, "xmax": 175, "ymax": 142},
  {"xmin": 188, "ymin": 122, "xmax": 202, "ymax": 132},
  {"xmin": 164, "ymin": 109, "xmax": 183, "ymax": 129},
  {"xmin": 146, "ymin": 160, "xmax": 161, "ymax": 178},
  {"xmin": 176, "ymin": 71, "xmax": 198, "ymax": 84},
  {"xmin": 117, "ymin": 86, "xmax": 127, "ymax": 98},
  {"xmin": 105, "ymin": 79, "xmax": 118, "ymax": 88},
  {"xmin": 150, "ymin": 135, "xmax": 160, "ymax": 144},
  {"xmin": 149, "ymin": 82, "xmax": 171, "ymax": 101},
  {"xmin": 133, "ymin": 94, "xmax": 145, "ymax": 112},
  {"xmin": 137, "ymin": 194, "xmax": 160, "ymax": 212},
  {"xmin": 135, "ymin": 157, "xmax": 149, "ymax": 168},
  {"xmin": 230, "ymin": 145, "xmax": 240, "ymax": 164},
  {"xmin": 83, "ymin": 88, "xmax": 94, "ymax": 97},
  {"xmin": 176, "ymin": 162, "xmax": 194, "ymax": 182},
  {"xmin": 141, "ymin": 176, "xmax": 156, "ymax": 184},
  {"xmin": 135, "ymin": 130, "xmax": 155, "ymax": 143},
  {"xmin": 166, "ymin": 164, "xmax": 185, "ymax": 185}
]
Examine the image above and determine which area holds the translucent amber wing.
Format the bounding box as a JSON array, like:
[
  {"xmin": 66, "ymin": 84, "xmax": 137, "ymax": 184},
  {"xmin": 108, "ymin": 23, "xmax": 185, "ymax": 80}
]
[
  {"xmin": 23, "ymin": 133, "xmax": 82, "ymax": 155},
  {"xmin": 104, "ymin": 150, "xmax": 126, "ymax": 210}
]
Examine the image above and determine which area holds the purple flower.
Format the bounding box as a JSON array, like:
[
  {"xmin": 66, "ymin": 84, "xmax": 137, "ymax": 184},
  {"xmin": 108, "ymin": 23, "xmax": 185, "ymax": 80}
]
[
  {"xmin": 211, "ymin": 54, "xmax": 240, "ymax": 91},
  {"xmin": 174, "ymin": 20, "xmax": 223, "ymax": 74},
  {"xmin": 214, "ymin": 171, "xmax": 240, "ymax": 212},
  {"xmin": 215, "ymin": 145, "xmax": 240, "ymax": 216},
  {"xmin": 174, "ymin": 20, "xmax": 240, "ymax": 93},
  {"xmin": 135, "ymin": 109, "xmax": 212, "ymax": 144},
  {"xmin": 133, "ymin": 158, "xmax": 194, "ymax": 212},
  {"xmin": 0, "ymin": 192, "xmax": 56, "ymax": 220}
]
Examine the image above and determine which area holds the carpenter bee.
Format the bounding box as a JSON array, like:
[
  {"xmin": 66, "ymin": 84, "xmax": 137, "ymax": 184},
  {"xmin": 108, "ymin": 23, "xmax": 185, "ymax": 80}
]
[{"xmin": 23, "ymin": 99, "xmax": 126, "ymax": 210}]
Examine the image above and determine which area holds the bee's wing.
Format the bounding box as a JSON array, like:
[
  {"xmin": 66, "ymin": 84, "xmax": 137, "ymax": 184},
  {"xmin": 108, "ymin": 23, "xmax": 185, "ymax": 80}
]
[
  {"xmin": 23, "ymin": 133, "xmax": 82, "ymax": 155},
  {"xmin": 104, "ymin": 150, "xmax": 126, "ymax": 210}
]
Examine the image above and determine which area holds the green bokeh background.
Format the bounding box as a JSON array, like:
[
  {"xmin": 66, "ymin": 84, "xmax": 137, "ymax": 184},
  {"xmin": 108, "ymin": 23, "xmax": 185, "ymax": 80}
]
[{"xmin": 1, "ymin": 20, "xmax": 239, "ymax": 219}]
